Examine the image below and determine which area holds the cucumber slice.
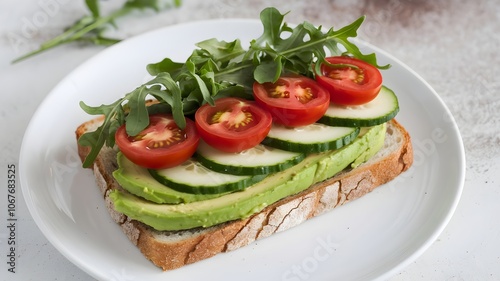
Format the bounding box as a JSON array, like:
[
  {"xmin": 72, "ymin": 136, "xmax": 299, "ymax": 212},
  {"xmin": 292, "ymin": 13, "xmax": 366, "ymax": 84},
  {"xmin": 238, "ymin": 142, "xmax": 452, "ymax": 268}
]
[
  {"xmin": 196, "ymin": 141, "xmax": 305, "ymax": 175},
  {"xmin": 262, "ymin": 123, "xmax": 360, "ymax": 153},
  {"xmin": 319, "ymin": 86, "xmax": 399, "ymax": 127},
  {"xmin": 149, "ymin": 160, "xmax": 267, "ymax": 194},
  {"xmin": 113, "ymin": 153, "xmax": 225, "ymax": 204}
]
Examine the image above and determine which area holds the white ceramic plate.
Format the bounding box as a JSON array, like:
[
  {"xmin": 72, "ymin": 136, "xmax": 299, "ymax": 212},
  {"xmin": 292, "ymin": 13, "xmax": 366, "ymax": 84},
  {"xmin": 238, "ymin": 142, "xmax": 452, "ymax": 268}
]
[{"xmin": 20, "ymin": 19, "xmax": 465, "ymax": 281}]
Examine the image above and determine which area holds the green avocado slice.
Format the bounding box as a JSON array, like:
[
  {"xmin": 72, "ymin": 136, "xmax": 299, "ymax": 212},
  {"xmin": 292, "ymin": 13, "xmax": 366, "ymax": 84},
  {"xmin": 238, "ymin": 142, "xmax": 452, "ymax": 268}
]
[{"xmin": 110, "ymin": 123, "xmax": 387, "ymax": 231}]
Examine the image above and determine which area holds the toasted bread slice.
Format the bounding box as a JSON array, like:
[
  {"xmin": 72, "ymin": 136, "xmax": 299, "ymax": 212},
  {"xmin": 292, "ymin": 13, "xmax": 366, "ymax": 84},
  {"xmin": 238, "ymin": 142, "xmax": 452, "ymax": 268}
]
[{"xmin": 75, "ymin": 118, "xmax": 413, "ymax": 270}]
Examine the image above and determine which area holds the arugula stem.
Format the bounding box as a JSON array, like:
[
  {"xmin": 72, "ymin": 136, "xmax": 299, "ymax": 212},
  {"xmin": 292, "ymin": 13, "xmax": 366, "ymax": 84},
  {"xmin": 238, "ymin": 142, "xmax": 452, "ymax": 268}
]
[
  {"xmin": 12, "ymin": 7, "xmax": 132, "ymax": 63},
  {"xmin": 38, "ymin": 18, "xmax": 90, "ymax": 49},
  {"xmin": 280, "ymin": 36, "xmax": 335, "ymax": 58},
  {"xmin": 12, "ymin": 19, "xmax": 88, "ymax": 63},
  {"xmin": 67, "ymin": 8, "xmax": 133, "ymax": 42},
  {"xmin": 12, "ymin": 22, "xmax": 86, "ymax": 63},
  {"xmin": 213, "ymin": 60, "xmax": 255, "ymax": 80}
]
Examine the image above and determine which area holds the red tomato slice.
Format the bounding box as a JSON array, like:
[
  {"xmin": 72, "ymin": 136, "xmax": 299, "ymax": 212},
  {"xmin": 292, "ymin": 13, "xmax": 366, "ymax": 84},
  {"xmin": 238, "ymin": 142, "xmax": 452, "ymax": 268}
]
[
  {"xmin": 252, "ymin": 76, "xmax": 330, "ymax": 127},
  {"xmin": 195, "ymin": 97, "xmax": 272, "ymax": 153},
  {"xmin": 315, "ymin": 56, "xmax": 383, "ymax": 105},
  {"xmin": 115, "ymin": 114, "xmax": 199, "ymax": 169}
]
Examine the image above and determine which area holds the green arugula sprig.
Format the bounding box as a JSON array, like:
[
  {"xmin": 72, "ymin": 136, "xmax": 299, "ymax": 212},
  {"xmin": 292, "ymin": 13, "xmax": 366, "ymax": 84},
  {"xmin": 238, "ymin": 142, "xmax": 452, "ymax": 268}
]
[
  {"xmin": 12, "ymin": 0, "xmax": 182, "ymax": 63},
  {"xmin": 248, "ymin": 9, "xmax": 389, "ymax": 83},
  {"xmin": 79, "ymin": 7, "xmax": 389, "ymax": 167}
]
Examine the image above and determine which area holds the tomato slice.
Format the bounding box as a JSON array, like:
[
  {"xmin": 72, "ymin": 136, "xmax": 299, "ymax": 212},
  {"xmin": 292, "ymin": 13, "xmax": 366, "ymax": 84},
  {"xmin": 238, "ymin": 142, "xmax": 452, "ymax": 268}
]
[
  {"xmin": 252, "ymin": 76, "xmax": 330, "ymax": 127},
  {"xmin": 195, "ymin": 97, "xmax": 272, "ymax": 153},
  {"xmin": 315, "ymin": 56, "xmax": 383, "ymax": 105},
  {"xmin": 115, "ymin": 114, "xmax": 199, "ymax": 169}
]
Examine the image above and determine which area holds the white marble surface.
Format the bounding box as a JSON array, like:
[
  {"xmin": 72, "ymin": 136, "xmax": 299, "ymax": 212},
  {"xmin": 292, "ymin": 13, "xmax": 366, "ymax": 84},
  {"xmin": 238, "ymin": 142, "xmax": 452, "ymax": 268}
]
[{"xmin": 0, "ymin": 0, "xmax": 499, "ymax": 280}]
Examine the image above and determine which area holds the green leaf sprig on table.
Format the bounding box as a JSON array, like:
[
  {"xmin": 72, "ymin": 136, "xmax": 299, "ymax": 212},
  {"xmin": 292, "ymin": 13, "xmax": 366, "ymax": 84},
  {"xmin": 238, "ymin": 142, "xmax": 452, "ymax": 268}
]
[
  {"xmin": 79, "ymin": 7, "xmax": 390, "ymax": 168},
  {"xmin": 12, "ymin": 0, "xmax": 182, "ymax": 63}
]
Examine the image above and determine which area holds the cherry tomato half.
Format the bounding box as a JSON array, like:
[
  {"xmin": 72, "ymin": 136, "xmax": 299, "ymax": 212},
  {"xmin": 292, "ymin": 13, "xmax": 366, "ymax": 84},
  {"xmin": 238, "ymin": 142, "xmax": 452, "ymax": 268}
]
[
  {"xmin": 252, "ymin": 76, "xmax": 330, "ymax": 127},
  {"xmin": 115, "ymin": 114, "xmax": 199, "ymax": 169},
  {"xmin": 315, "ymin": 56, "xmax": 383, "ymax": 105},
  {"xmin": 195, "ymin": 97, "xmax": 272, "ymax": 153}
]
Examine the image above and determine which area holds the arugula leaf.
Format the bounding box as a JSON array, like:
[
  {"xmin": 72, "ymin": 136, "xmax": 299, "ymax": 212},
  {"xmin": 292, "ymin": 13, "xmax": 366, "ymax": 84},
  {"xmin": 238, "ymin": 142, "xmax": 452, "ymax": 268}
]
[
  {"xmin": 254, "ymin": 58, "xmax": 282, "ymax": 83},
  {"xmin": 12, "ymin": 0, "xmax": 182, "ymax": 63},
  {"xmin": 146, "ymin": 58, "xmax": 184, "ymax": 76},
  {"xmin": 250, "ymin": 7, "xmax": 390, "ymax": 83},
  {"xmin": 85, "ymin": 0, "xmax": 100, "ymax": 18},
  {"xmin": 253, "ymin": 7, "xmax": 287, "ymax": 47},
  {"xmin": 125, "ymin": 0, "xmax": 182, "ymax": 10},
  {"xmin": 196, "ymin": 39, "xmax": 246, "ymax": 64},
  {"xmin": 124, "ymin": 86, "xmax": 150, "ymax": 136},
  {"xmin": 186, "ymin": 60, "xmax": 215, "ymax": 105},
  {"xmin": 78, "ymin": 99, "xmax": 124, "ymax": 167},
  {"xmin": 124, "ymin": 0, "xmax": 161, "ymax": 11},
  {"xmin": 78, "ymin": 6, "xmax": 390, "ymax": 167},
  {"xmin": 146, "ymin": 73, "xmax": 186, "ymax": 128}
]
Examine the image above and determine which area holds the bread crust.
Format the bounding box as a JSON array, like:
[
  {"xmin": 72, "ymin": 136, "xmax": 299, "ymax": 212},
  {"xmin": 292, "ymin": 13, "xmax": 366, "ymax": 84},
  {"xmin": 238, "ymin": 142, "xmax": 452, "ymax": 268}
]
[{"xmin": 75, "ymin": 118, "xmax": 413, "ymax": 271}]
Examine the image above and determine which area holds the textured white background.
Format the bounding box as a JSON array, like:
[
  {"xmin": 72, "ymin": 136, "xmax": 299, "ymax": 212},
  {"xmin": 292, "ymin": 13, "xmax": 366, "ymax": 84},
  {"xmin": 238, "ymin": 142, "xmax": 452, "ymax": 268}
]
[{"xmin": 0, "ymin": 0, "xmax": 499, "ymax": 280}]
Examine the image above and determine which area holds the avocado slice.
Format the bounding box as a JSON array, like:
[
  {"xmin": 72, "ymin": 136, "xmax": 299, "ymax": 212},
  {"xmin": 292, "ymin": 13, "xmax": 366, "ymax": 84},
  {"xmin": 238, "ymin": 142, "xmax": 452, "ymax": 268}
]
[{"xmin": 110, "ymin": 123, "xmax": 387, "ymax": 231}]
